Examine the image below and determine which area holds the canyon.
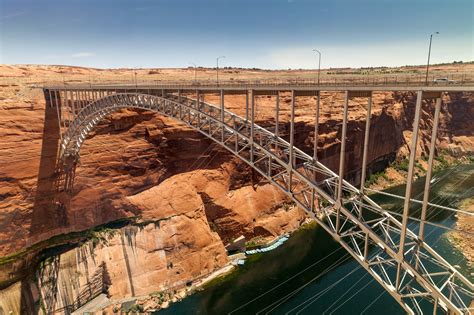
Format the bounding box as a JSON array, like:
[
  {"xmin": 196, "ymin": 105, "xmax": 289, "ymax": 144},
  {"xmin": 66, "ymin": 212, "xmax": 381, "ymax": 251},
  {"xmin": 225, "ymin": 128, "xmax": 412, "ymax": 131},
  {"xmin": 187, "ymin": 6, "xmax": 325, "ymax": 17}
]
[{"xmin": 0, "ymin": 64, "xmax": 473, "ymax": 313}]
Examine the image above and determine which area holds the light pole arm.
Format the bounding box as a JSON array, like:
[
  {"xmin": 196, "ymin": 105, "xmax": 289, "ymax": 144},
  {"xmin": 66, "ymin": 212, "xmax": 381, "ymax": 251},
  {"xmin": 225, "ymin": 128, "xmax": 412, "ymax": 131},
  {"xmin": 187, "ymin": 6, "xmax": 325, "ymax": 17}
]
[{"xmin": 313, "ymin": 49, "xmax": 322, "ymax": 85}]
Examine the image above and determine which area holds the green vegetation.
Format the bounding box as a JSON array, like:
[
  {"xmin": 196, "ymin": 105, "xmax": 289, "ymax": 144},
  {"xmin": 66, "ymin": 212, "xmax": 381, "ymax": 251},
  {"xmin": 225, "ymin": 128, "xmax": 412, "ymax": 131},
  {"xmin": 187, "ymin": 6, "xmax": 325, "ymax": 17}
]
[
  {"xmin": 391, "ymin": 158, "xmax": 410, "ymax": 172},
  {"xmin": 282, "ymin": 201, "xmax": 296, "ymax": 211},
  {"xmin": 245, "ymin": 236, "xmax": 267, "ymax": 249},
  {"xmin": 300, "ymin": 220, "xmax": 318, "ymax": 230},
  {"xmin": 125, "ymin": 304, "xmax": 144, "ymax": 313},
  {"xmin": 434, "ymin": 154, "xmax": 450, "ymax": 172},
  {"xmin": 0, "ymin": 218, "xmax": 131, "ymax": 267},
  {"xmin": 365, "ymin": 172, "xmax": 389, "ymax": 187},
  {"xmin": 149, "ymin": 291, "xmax": 168, "ymax": 304}
]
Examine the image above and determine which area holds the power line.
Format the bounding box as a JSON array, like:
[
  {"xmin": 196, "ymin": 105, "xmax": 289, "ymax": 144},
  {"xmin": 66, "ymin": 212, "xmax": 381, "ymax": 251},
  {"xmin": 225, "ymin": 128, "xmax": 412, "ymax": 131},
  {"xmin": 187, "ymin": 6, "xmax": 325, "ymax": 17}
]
[
  {"xmin": 288, "ymin": 265, "xmax": 364, "ymax": 315},
  {"xmin": 227, "ymin": 246, "xmax": 345, "ymax": 314},
  {"xmin": 255, "ymin": 253, "xmax": 353, "ymax": 315}
]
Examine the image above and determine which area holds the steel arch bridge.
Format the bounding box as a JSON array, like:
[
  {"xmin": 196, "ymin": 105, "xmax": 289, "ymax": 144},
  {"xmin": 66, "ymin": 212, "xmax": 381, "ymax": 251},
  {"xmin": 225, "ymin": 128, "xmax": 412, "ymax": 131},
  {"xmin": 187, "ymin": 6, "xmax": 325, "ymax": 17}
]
[{"xmin": 42, "ymin": 84, "xmax": 474, "ymax": 314}]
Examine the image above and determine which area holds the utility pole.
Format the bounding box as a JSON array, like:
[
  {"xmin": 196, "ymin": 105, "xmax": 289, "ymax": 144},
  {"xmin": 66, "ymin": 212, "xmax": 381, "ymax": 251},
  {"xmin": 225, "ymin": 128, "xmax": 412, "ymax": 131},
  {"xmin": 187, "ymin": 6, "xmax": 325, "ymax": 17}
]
[{"xmin": 425, "ymin": 32, "xmax": 439, "ymax": 85}]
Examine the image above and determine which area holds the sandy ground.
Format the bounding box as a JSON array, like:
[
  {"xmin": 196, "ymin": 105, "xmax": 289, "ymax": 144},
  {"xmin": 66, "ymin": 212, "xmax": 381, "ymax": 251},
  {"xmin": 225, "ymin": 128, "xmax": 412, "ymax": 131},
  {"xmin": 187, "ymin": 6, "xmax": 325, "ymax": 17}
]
[{"xmin": 1, "ymin": 62, "xmax": 474, "ymax": 87}]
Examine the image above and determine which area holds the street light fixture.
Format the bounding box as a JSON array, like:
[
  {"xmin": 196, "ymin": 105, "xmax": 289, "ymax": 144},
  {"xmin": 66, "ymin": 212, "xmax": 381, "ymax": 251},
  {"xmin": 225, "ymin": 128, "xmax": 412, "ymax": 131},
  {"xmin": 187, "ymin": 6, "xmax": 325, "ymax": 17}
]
[
  {"xmin": 425, "ymin": 32, "xmax": 439, "ymax": 85},
  {"xmin": 189, "ymin": 62, "xmax": 197, "ymax": 82},
  {"xmin": 312, "ymin": 49, "xmax": 322, "ymax": 85},
  {"xmin": 216, "ymin": 56, "xmax": 225, "ymax": 85}
]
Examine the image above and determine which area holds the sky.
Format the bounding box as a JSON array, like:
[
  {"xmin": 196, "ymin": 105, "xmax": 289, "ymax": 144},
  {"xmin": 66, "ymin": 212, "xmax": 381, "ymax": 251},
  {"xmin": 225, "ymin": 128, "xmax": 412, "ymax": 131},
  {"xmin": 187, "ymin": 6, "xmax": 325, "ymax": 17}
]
[{"xmin": 0, "ymin": 0, "xmax": 472, "ymax": 69}]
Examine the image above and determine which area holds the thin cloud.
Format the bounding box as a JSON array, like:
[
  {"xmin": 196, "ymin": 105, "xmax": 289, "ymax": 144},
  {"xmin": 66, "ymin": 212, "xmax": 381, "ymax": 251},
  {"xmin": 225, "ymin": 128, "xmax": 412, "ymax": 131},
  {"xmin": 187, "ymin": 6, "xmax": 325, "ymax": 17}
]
[
  {"xmin": 71, "ymin": 52, "xmax": 95, "ymax": 58},
  {"xmin": 0, "ymin": 11, "xmax": 28, "ymax": 22}
]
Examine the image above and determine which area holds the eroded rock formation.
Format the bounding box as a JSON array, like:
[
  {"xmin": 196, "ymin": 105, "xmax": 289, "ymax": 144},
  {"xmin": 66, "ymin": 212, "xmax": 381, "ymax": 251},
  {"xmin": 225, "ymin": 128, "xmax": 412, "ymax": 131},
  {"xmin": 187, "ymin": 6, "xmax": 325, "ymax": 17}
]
[{"xmin": 0, "ymin": 65, "xmax": 473, "ymax": 313}]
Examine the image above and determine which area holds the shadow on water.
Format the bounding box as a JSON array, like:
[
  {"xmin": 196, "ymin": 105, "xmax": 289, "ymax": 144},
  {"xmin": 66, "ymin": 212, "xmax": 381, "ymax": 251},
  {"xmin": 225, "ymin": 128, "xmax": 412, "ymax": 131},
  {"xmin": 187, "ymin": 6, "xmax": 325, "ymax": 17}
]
[{"xmin": 159, "ymin": 163, "xmax": 473, "ymax": 315}]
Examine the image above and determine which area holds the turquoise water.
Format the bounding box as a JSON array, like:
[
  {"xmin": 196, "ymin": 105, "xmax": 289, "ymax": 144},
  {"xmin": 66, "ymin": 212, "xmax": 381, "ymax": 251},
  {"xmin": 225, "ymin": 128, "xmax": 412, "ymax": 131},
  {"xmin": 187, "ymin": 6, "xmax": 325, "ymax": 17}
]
[{"xmin": 158, "ymin": 164, "xmax": 473, "ymax": 314}]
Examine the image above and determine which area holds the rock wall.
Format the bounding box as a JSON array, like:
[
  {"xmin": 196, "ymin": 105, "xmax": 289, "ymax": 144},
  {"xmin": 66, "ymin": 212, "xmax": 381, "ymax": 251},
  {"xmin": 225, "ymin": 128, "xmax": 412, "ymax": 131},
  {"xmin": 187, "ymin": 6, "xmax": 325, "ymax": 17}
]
[{"xmin": 34, "ymin": 217, "xmax": 227, "ymax": 313}]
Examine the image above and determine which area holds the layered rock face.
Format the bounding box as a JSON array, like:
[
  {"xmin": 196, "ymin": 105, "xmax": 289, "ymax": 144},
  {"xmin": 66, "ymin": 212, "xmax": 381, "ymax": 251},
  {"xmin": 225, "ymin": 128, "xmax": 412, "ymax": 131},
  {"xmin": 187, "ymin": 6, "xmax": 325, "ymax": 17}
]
[
  {"xmin": 35, "ymin": 219, "xmax": 227, "ymax": 313},
  {"xmin": 0, "ymin": 66, "xmax": 473, "ymax": 313}
]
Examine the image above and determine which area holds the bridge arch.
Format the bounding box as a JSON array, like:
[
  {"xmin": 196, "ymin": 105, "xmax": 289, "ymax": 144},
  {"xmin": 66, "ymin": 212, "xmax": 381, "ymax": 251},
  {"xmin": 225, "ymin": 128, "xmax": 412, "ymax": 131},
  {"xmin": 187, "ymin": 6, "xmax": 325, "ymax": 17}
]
[{"xmin": 55, "ymin": 91, "xmax": 472, "ymax": 314}]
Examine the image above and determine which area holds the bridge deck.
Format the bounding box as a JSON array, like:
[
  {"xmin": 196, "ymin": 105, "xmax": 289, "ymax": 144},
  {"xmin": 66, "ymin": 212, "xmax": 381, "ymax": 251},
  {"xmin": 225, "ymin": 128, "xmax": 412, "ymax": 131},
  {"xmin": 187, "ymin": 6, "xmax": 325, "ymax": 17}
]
[{"xmin": 44, "ymin": 83, "xmax": 474, "ymax": 92}]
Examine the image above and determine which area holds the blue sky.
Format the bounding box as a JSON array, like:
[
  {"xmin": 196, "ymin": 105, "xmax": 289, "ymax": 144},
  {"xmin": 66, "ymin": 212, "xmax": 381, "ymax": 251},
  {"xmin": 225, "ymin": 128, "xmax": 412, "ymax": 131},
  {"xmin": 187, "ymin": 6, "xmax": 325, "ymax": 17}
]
[{"xmin": 0, "ymin": 0, "xmax": 472, "ymax": 69}]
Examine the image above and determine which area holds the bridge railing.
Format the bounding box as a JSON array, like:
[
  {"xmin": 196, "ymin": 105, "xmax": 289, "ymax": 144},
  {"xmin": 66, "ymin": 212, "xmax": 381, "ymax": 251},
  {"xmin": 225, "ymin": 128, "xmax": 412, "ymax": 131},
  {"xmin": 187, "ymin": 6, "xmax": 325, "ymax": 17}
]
[{"xmin": 5, "ymin": 71, "xmax": 474, "ymax": 88}]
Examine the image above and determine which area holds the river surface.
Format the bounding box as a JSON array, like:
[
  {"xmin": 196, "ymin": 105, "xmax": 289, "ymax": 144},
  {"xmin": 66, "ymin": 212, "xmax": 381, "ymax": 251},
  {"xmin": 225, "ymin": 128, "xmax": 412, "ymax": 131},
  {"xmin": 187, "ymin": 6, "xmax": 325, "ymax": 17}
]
[{"xmin": 159, "ymin": 164, "xmax": 473, "ymax": 315}]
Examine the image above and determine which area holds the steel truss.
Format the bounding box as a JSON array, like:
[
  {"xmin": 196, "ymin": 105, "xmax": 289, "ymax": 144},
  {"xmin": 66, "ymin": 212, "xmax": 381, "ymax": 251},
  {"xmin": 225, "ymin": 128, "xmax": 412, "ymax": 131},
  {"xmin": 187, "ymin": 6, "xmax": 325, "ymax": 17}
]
[{"xmin": 46, "ymin": 87, "xmax": 473, "ymax": 314}]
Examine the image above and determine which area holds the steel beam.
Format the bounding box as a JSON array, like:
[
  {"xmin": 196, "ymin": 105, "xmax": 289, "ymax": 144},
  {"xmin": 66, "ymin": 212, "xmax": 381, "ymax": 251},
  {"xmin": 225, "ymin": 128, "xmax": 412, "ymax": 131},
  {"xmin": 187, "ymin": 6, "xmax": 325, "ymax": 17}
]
[
  {"xmin": 419, "ymin": 95, "xmax": 442, "ymax": 240},
  {"xmin": 250, "ymin": 89, "xmax": 255, "ymax": 163},
  {"xmin": 288, "ymin": 90, "xmax": 296, "ymax": 191},
  {"xmin": 360, "ymin": 92, "xmax": 373, "ymax": 194},
  {"xmin": 398, "ymin": 90, "xmax": 423, "ymax": 257},
  {"xmin": 275, "ymin": 91, "xmax": 280, "ymax": 137},
  {"xmin": 336, "ymin": 91, "xmax": 349, "ymax": 233},
  {"xmin": 220, "ymin": 89, "xmax": 225, "ymax": 142},
  {"xmin": 313, "ymin": 91, "xmax": 320, "ymax": 160}
]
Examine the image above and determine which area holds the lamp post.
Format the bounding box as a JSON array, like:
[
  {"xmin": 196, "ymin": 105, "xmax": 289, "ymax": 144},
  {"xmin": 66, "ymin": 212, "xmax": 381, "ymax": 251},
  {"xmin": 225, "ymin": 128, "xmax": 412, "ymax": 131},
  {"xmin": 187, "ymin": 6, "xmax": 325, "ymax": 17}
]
[
  {"xmin": 312, "ymin": 49, "xmax": 322, "ymax": 85},
  {"xmin": 216, "ymin": 56, "xmax": 225, "ymax": 85},
  {"xmin": 425, "ymin": 32, "xmax": 439, "ymax": 85},
  {"xmin": 189, "ymin": 62, "xmax": 197, "ymax": 82}
]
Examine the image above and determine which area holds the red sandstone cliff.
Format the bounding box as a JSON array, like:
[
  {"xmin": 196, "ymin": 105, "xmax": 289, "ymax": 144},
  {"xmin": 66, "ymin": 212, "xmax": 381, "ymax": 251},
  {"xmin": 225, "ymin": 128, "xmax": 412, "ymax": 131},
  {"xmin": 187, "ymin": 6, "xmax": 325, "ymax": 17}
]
[{"xmin": 0, "ymin": 65, "xmax": 473, "ymax": 313}]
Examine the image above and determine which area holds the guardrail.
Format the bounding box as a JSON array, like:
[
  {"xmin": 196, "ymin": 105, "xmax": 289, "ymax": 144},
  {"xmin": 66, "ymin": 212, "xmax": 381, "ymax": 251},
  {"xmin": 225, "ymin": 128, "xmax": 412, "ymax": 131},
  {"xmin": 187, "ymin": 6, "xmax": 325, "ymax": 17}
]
[{"xmin": 3, "ymin": 72, "xmax": 474, "ymax": 88}]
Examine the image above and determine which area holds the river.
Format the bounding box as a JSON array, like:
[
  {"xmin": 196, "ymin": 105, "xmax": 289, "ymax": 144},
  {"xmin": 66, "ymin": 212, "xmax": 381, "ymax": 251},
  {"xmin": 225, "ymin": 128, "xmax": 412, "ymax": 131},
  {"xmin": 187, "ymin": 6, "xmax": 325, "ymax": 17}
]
[{"xmin": 158, "ymin": 163, "xmax": 474, "ymax": 314}]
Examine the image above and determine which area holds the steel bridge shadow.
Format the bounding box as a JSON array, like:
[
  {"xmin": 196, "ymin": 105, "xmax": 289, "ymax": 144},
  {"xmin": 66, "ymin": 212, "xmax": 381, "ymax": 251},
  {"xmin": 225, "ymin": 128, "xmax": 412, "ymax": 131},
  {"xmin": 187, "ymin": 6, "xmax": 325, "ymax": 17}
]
[{"xmin": 30, "ymin": 90, "xmax": 72, "ymax": 239}]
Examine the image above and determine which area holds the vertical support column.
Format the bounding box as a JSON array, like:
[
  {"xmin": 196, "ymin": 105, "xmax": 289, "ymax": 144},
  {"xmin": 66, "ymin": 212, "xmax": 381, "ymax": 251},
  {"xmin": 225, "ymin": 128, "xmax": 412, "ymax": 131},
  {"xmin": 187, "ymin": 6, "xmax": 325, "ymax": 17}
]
[
  {"xmin": 85, "ymin": 90, "xmax": 89, "ymax": 105},
  {"xmin": 363, "ymin": 233, "xmax": 370, "ymax": 262},
  {"xmin": 70, "ymin": 90, "xmax": 76, "ymax": 118},
  {"xmin": 250, "ymin": 89, "xmax": 255, "ymax": 163},
  {"xmin": 359, "ymin": 93, "xmax": 373, "ymax": 186},
  {"xmin": 78, "ymin": 90, "xmax": 85, "ymax": 109},
  {"xmin": 433, "ymin": 298, "xmax": 438, "ymax": 315},
  {"xmin": 359, "ymin": 92, "xmax": 373, "ymax": 219},
  {"xmin": 336, "ymin": 91, "xmax": 349, "ymax": 233},
  {"xmin": 196, "ymin": 89, "xmax": 200, "ymax": 127},
  {"xmin": 398, "ymin": 90, "xmax": 423, "ymax": 258},
  {"xmin": 275, "ymin": 91, "xmax": 280, "ymax": 137},
  {"xmin": 177, "ymin": 89, "xmax": 182, "ymax": 119},
  {"xmin": 220, "ymin": 89, "xmax": 225, "ymax": 142},
  {"xmin": 50, "ymin": 90, "xmax": 63, "ymax": 141},
  {"xmin": 245, "ymin": 91, "xmax": 249, "ymax": 123},
  {"xmin": 419, "ymin": 95, "xmax": 442, "ymax": 240},
  {"xmin": 61, "ymin": 90, "xmax": 69, "ymax": 125},
  {"xmin": 313, "ymin": 91, "xmax": 320, "ymax": 160},
  {"xmin": 288, "ymin": 90, "xmax": 296, "ymax": 191},
  {"xmin": 77, "ymin": 90, "xmax": 82, "ymax": 112}
]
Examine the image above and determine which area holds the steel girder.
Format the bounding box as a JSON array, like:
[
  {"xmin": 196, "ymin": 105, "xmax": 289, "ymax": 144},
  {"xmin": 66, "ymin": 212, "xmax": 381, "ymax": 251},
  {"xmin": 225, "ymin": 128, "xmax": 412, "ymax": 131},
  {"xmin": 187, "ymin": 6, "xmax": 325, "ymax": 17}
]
[{"xmin": 53, "ymin": 91, "xmax": 473, "ymax": 315}]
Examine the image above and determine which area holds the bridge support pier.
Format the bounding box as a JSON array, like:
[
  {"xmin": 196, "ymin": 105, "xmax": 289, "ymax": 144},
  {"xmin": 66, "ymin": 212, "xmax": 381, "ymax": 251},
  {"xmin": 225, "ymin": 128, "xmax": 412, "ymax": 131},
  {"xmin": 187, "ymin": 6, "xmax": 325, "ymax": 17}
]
[
  {"xmin": 336, "ymin": 91, "xmax": 349, "ymax": 233},
  {"xmin": 220, "ymin": 89, "xmax": 225, "ymax": 142},
  {"xmin": 288, "ymin": 90, "xmax": 296, "ymax": 192},
  {"xmin": 359, "ymin": 92, "xmax": 372, "ymax": 219},
  {"xmin": 419, "ymin": 94, "xmax": 442, "ymax": 240},
  {"xmin": 313, "ymin": 91, "xmax": 320, "ymax": 161},
  {"xmin": 250, "ymin": 90, "xmax": 255, "ymax": 163}
]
